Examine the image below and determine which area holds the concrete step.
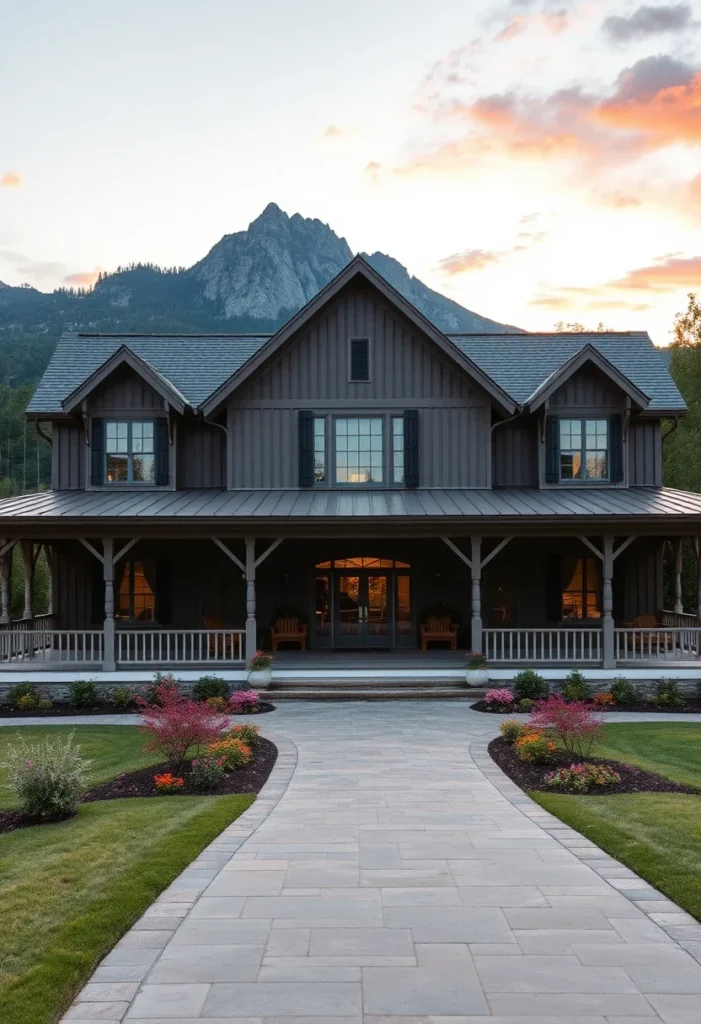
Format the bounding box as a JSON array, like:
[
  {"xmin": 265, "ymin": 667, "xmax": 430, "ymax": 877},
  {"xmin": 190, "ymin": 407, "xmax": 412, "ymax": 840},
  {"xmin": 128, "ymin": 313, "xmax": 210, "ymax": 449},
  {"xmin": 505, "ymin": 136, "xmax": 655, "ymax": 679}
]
[
  {"xmin": 270, "ymin": 677, "xmax": 473, "ymax": 689},
  {"xmin": 269, "ymin": 687, "xmax": 486, "ymax": 701}
]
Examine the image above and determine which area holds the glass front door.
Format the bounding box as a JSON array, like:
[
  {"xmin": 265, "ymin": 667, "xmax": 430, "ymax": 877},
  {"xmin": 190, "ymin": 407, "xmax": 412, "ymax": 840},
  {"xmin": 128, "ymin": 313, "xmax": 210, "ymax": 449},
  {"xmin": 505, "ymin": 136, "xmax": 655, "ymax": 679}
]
[{"xmin": 334, "ymin": 573, "xmax": 393, "ymax": 648}]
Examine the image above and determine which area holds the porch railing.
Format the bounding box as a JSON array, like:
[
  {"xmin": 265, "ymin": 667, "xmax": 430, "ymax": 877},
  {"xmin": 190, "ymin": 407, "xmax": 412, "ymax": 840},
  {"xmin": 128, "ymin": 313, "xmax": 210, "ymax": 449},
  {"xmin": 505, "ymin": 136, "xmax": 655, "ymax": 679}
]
[
  {"xmin": 0, "ymin": 630, "xmax": 104, "ymax": 665},
  {"xmin": 115, "ymin": 630, "xmax": 245, "ymax": 665},
  {"xmin": 0, "ymin": 613, "xmax": 58, "ymax": 632},
  {"xmin": 661, "ymin": 610, "xmax": 699, "ymax": 629},
  {"xmin": 614, "ymin": 627, "xmax": 701, "ymax": 662},
  {"xmin": 483, "ymin": 628, "xmax": 603, "ymax": 663}
]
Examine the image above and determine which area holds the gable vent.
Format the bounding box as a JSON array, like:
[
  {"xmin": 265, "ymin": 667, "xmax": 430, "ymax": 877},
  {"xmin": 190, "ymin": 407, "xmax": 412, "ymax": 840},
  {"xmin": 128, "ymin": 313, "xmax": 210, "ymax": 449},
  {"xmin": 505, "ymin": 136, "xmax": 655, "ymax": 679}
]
[{"xmin": 349, "ymin": 337, "xmax": 370, "ymax": 382}]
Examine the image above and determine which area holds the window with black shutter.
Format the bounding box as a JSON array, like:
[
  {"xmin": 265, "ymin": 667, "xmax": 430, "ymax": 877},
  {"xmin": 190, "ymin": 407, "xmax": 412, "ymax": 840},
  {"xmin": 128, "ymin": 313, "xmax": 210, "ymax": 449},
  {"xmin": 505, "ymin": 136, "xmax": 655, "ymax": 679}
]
[
  {"xmin": 403, "ymin": 409, "xmax": 419, "ymax": 488},
  {"xmin": 349, "ymin": 338, "xmax": 370, "ymax": 382},
  {"xmin": 298, "ymin": 410, "xmax": 315, "ymax": 487}
]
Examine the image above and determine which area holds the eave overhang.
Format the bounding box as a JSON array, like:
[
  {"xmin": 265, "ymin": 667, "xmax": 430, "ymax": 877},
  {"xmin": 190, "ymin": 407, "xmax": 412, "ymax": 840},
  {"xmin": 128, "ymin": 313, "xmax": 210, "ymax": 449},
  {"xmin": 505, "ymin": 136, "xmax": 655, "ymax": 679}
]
[{"xmin": 525, "ymin": 344, "xmax": 650, "ymax": 413}]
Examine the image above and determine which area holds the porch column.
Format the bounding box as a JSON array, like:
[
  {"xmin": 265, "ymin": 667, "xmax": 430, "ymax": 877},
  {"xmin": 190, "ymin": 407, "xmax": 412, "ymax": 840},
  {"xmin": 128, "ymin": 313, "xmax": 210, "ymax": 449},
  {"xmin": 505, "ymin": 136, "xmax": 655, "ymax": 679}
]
[
  {"xmin": 602, "ymin": 534, "xmax": 615, "ymax": 669},
  {"xmin": 695, "ymin": 538, "xmax": 701, "ymax": 627},
  {"xmin": 20, "ymin": 541, "xmax": 34, "ymax": 622},
  {"xmin": 45, "ymin": 544, "xmax": 55, "ymax": 617},
  {"xmin": 471, "ymin": 535, "xmax": 482, "ymax": 653},
  {"xmin": 674, "ymin": 538, "xmax": 684, "ymax": 614},
  {"xmin": 245, "ymin": 536, "xmax": 257, "ymax": 662},
  {"xmin": 103, "ymin": 537, "xmax": 116, "ymax": 672},
  {"xmin": 0, "ymin": 551, "xmax": 10, "ymax": 625}
]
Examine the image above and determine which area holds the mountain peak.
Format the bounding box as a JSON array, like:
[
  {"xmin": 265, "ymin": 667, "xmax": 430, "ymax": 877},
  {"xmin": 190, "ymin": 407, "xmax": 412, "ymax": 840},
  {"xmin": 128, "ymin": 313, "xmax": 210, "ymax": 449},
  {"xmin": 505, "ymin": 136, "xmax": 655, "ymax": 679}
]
[{"xmin": 252, "ymin": 201, "xmax": 288, "ymax": 226}]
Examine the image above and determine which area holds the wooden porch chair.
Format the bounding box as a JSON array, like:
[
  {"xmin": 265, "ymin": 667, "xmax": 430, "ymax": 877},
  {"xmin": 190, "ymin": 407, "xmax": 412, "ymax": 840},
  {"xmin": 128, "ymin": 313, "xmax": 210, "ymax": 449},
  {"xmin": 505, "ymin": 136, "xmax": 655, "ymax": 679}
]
[
  {"xmin": 203, "ymin": 615, "xmax": 235, "ymax": 658},
  {"xmin": 271, "ymin": 616, "xmax": 307, "ymax": 652},
  {"xmin": 622, "ymin": 613, "xmax": 663, "ymax": 654},
  {"xmin": 420, "ymin": 616, "xmax": 458, "ymax": 651}
]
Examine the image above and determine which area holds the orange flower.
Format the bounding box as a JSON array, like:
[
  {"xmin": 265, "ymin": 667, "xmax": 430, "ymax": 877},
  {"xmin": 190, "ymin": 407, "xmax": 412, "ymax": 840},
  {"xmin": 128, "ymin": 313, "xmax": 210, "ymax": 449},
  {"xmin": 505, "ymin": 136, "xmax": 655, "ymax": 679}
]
[
  {"xmin": 593, "ymin": 692, "xmax": 615, "ymax": 706},
  {"xmin": 154, "ymin": 772, "xmax": 185, "ymax": 790}
]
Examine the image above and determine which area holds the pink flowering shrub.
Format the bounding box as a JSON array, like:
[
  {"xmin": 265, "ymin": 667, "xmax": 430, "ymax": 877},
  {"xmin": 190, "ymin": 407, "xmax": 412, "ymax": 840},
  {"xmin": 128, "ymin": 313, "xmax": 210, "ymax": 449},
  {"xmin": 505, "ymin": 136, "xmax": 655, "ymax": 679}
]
[
  {"xmin": 138, "ymin": 678, "xmax": 229, "ymax": 770},
  {"xmin": 528, "ymin": 696, "xmax": 603, "ymax": 758},
  {"xmin": 230, "ymin": 690, "xmax": 260, "ymax": 714},
  {"xmin": 485, "ymin": 688, "xmax": 514, "ymax": 709},
  {"xmin": 546, "ymin": 762, "xmax": 621, "ymax": 793}
]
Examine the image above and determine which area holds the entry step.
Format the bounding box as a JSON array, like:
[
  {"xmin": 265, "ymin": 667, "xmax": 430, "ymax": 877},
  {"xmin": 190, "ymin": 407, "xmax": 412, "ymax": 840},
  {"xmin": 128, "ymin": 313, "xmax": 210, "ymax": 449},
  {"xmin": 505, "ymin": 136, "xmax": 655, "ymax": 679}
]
[{"xmin": 268, "ymin": 686, "xmax": 486, "ymax": 700}]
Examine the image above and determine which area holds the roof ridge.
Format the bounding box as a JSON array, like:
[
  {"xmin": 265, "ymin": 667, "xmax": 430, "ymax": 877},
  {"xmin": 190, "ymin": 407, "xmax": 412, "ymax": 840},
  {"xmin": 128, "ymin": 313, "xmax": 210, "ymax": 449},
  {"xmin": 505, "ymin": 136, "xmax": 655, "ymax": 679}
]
[{"xmin": 75, "ymin": 332, "xmax": 274, "ymax": 339}]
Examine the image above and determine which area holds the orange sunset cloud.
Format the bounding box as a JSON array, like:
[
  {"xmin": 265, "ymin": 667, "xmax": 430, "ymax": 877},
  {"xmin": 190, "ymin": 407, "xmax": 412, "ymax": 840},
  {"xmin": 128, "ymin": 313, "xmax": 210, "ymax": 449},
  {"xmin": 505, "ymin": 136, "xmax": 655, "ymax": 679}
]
[{"xmin": 1, "ymin": 171, "xmax": 22, "ymax": 188}]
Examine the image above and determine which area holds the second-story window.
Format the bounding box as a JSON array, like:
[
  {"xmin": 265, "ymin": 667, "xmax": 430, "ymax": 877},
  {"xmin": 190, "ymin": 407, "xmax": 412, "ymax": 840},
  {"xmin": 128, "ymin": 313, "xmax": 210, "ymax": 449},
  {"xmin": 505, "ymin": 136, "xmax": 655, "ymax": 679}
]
[
  {"xmin": 560, "ymin": 418, "xmax": 608, "ymax": 481},
  {"xmin": 313, "ymin": 417, "xmax": 326, "ymax": 483},
  {"xmin": 392, "ymin": 417, "xmax": 404, "ymax": 484},
  {"xmin": 106, "ymin": 421, "xmax": 155, "ymax": 483},
  {"xmin": 335, "ymin": 417, "xmax": 383, "ymax": 483},
  {"xmin": 349, "ymin": 338, "xmax": 371, "ymax": 382}
]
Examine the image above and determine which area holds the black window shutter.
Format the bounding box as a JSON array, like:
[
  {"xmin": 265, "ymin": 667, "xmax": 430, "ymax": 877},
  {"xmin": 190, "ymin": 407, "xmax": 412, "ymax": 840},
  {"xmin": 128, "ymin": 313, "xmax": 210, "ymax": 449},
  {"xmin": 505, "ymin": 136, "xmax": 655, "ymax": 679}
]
[
  {"xmin": 298, "ymin": 410, "xmax": 314, "ymax": 487},
  {"xmin": 90, "ymin": 418, "xmax": 105, "ymax": 485},
  {"xmin": 156, "ymin": 559, "xmax": 172, "ymax": 625},
  {"xmin": 403, "ymin": 409, "xmax": 419, "ymax": 488},
  {"xmin": 91, "ymin": 559, "xmax": 104, "ymax": 624},
  {"xmin": 545, "ymin": 554, "xmax": 562, "ymax": 622},
  {"xmin": 610, "ymin": 413, "xmax": 623, "ymax": 483},
  {"xmin": 545, "ymin": 416, "xmax": 559, "ymax": 483},
  {"xmin": 155, "ymin": 418, "xmax": 170, "ymax": 486},
  {"xmin": 349, "ymin": 338, "xmax": 370, "ymax": 382}
]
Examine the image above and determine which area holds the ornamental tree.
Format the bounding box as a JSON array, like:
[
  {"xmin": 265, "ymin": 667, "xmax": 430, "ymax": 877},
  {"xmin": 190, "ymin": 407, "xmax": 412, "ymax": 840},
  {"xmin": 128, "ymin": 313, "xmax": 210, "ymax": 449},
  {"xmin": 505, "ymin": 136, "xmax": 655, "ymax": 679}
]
[
  {"xmin": 138, "ymin": 677, "xmax": 229, "ymax": 770},
  {"xmin": 528, "ymin": 696, "xmax": 603, "ymax": 758}
]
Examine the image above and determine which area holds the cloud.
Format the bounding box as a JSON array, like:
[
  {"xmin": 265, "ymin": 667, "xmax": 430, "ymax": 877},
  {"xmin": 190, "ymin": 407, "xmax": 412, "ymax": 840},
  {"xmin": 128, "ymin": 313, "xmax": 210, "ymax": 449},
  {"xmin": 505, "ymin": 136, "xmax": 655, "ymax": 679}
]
[
  {"xmin": 0, "ymin": 171, "xmax": 22, "ymax": 188},
  {"xmin": 0, "ymin": 249, "xmax": 67, "ymax": 285},
  {"xmin": 610, "ymin": 254, "xmax": 701, "ymax": 291},
  {"xmin": 594, "ymin": 56, "xmax": 701, "ymax": 146},
  {"xmin": 494, "ymin": 7, "xmax": 570, "ymax": 40},
  {"xmin": 438, "ymin": 249, "xmax": 503, "ymax": 274},
  {"xmin": 365, "ymin": 160, "xmax": 382, "ymax": 182},
  {"xmin": 323, "ymin": 124, "xmax": 342, "ymax": 138},
  {"xmin": 63, "ymin": 269, "xmax": 101, "ymax": 288},
  {"xmin": 602, "ymin": 3, "xmax": 694, "ymax": 42}
]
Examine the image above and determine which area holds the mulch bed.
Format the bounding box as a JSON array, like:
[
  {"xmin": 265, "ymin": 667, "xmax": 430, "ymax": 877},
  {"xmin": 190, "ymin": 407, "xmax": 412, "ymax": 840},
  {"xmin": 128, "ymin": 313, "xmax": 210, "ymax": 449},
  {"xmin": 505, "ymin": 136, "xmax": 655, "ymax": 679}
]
[
  {"xmin": 488, "ymin": 735, "xmax": 701, "ymax": 796},
  {"xmin": 0, "ymin": 737, "xmax": 278, "ymax": 836},
  {"xmin": 473, "ymin": 698, "xmax": 701, "ymax": 714},
  {"xmin": 0, "ymin": 701, "xmax": 276, "ymax": 718}
]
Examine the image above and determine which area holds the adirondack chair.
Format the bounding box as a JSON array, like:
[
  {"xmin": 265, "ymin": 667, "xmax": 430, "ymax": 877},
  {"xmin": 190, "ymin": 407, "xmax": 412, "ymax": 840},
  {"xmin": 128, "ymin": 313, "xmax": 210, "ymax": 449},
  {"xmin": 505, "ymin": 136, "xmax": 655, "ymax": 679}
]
[
  {"xmin": 203, "ymin": 615, "xmax": 235, "ymax": 658},
  {"xmin": 621, "ymin": 613, "xmax": 663, "ymax": 654},
  {"xmin": 271, "ymin": 616, "xmax": 308, "ymax": 652},
  {"xmin": 420, "ymin": 615, "xmax": 458, "ymax": 651}
]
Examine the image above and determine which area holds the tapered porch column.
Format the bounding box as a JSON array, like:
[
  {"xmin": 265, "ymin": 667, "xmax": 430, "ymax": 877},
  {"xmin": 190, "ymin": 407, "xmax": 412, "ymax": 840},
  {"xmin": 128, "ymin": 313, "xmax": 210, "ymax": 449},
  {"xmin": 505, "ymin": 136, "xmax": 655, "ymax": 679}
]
[
  {"xmin": 103, "ymin": 537, "xmax": 116, "ymax": 672},
  {"xmin": 245, "ymin": 536, "xmax": 257, "ymax": 662},
  {"xmin": 20, "ymin": 541, "xmax": 34, "ymax": 621},
  {"xmin": 674, "ymin": 538, "xmax": 684, "ymax": 614},
  {"xmin": 602, "ymin": 534, "xmax": 615, "ymax": 669},
  {"xmin": 0, "ymin": 550, "xmax": 11, "ymax": 625},
  {"xmin": 471, "ymin": 535, "xmax": 482, "ymax": 653}
]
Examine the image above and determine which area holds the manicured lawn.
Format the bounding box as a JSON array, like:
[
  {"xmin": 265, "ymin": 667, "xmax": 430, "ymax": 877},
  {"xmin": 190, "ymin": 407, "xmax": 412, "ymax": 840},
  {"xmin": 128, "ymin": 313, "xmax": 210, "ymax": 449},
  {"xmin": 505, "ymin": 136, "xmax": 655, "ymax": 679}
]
[
  {"xmin": 0, "ymin": 726, "xmax": 255, "ymax": 1024},
  {"xmin": 531, "ymin": 722, "xmax": 701, "ymax": 922}
]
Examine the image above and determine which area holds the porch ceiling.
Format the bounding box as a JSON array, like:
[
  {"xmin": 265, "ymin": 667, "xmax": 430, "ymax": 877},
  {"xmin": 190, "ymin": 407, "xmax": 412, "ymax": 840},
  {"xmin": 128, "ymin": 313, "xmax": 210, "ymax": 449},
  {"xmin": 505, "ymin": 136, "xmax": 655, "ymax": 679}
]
[{"xmin": 0, "ymin": 486, "xmax": 700, "ymax": 538}]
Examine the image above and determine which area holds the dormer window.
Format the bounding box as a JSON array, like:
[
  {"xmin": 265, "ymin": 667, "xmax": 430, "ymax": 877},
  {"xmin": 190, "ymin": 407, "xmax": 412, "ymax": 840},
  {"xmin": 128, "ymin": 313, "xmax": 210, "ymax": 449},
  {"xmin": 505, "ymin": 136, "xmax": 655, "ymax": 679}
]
[
  {"xmin": 106, "ymin": 421, "xmax": 155, "ymax": 483},
  {"xmin": 559, "ymin": 419, "xmax": 608, "ymax": 481},
  {"xmin": 349, "ymin": 337, "xmax": 370, "ymax": 382}
]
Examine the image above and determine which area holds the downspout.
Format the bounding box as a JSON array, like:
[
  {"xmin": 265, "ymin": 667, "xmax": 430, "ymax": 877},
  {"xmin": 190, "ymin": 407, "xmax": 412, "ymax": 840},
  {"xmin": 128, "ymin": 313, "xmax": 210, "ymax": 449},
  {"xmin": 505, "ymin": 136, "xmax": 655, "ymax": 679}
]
[
  {"xmin": 661, "ymin": 416, "xmax": 680, "ymax": 443},
  {"xmin": 34, "ymin": 422, "xmax": 52, "ymax": 446},
  {"xmin": 490, "ymin": 406, "xmax": 524, "ymax": 436}
]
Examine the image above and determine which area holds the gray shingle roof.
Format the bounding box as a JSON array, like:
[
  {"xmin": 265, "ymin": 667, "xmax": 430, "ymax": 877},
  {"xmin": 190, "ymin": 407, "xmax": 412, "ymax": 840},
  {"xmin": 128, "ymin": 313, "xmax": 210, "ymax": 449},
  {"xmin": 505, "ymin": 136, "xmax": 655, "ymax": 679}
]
[{"xmin": 449, "ymin": 332, "xmax": 685, "ymax": 413}]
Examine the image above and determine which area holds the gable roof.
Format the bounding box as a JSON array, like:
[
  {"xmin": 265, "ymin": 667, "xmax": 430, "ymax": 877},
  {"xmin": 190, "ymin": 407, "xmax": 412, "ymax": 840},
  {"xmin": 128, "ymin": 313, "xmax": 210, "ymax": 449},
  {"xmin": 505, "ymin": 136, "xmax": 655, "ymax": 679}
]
[
  {"xmin": 523, "ymin": 343, "xmax": 650, "ymax": 412},
  {"xmin": 200, "ymin": 256, "xmax": 517, "ymax": 416},
  {"xmin": 450, "ymin": 332, "xmax": 685, "ymax": 415},
  {"xmin": 61, "ymin": 345, "xmax": 190, "ymax": 415}
]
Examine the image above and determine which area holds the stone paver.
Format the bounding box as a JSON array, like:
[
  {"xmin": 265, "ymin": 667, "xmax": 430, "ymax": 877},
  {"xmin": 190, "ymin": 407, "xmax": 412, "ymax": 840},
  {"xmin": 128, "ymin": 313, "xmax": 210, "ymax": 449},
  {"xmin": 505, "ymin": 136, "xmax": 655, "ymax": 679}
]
[{"xmin": 12, "ymin": 702, "xmax": 699, "ymax": 1023}]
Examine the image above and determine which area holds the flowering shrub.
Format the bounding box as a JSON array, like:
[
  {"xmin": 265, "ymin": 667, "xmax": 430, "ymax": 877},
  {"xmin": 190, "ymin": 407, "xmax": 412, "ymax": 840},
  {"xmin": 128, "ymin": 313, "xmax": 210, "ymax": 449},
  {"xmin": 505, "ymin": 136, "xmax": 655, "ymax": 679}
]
[
  {"xmin": 207, "ymin": 737, "xmax": 252, "ymax": 769},
  {"xmin": 546, "ymin": 763, "xmax": 621, "ymax": 793},
  {"xmin": 513, "ymin": 669, "xmax": 548, "ymax": 702},
  {"xmin": 190, "ymin": 755, "xmax": 226, "ymax": 790},
  {"xmin": 138, "ymin": 678, "xmax": 229, "ymax": 770},
  {"xmin": 593, "ymin": 692, "xmax": 615, "ymax": 706},
  {"xmin": 144, "ymin": 672, "xmax": 182, "ymax": 706},
  {"xmin": 514, "ymin": 731, "xmax": 556, "ymax": 764},
  {"xmin": 230, "ymin": 690, "xmax": 260, "ymax": 715},
  {"xmin": 500, "ymin": 718, "xmax": 526, "ymax": 743},
  {"xmin": 610, "ymin": 676, "xmax": 637, "ymax": 707},
  {"xmin": 1, "ymin": 731, "xmax": 92, "ymax": 820},
  {"xmin": 249, "ymin": 650, "xmax": 272, "ymax": 670},
  {"xmin": 154, "ymin": 772, "xmax": 184, "ymax": 792},
  {"xmin": 192, "ymin": 676, "xmax": 230, "ymax": 703},
  {"xmin": 466, "ymin": 651, "xmax": 488, "ymax": 670},
  {"xmin": 206, "ymin": 696, "xmax": 228, "ymax": 711},
  {"xmin": 528, "ymin": 696, "xmax": 603, "ymax": 758},
  {"xmin": 485, "ymin": 689, "xmax": 514, "ymax": 710},
  {"xmin": 230, "ymin": 722, "xmax": 261, "ymax": 747}
]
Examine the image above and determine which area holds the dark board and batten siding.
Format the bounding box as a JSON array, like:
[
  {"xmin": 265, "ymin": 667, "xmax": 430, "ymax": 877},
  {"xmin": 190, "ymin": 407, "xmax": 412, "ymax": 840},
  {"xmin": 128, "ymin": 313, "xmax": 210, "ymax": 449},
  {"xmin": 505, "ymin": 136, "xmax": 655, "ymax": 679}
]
[
  {"xmin": 549, "ymin": 365, "xmax": 625, "ymax": 409},
  {"xmin": 87, "ymin": 368, "xmax": 164, "ymax": 412},
  {"xmin": 52, "ymin": 424, "xmax": 85, "ymax": 490},
  {"xmin": 228, "ymin": 285, "xmax": 492, "ymax": 489},
  {"xmin": 492, "ymin": 419, "xmax": 538, "ymax": 488},
  {"xmin": 628, "ymin": 420, "xmax": 662, "ymax": 487},
  {"xmin": 176, "ymin": 421, "xmax": 226, "ymax": 489}
]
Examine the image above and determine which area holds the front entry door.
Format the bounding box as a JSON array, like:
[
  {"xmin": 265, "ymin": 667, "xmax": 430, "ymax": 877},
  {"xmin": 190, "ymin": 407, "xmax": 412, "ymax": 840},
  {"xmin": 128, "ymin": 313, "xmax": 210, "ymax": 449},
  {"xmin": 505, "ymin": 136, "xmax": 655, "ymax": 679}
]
[{"xmin": 335, "ymin": 573, "xmax": 392, "ymax": 648}]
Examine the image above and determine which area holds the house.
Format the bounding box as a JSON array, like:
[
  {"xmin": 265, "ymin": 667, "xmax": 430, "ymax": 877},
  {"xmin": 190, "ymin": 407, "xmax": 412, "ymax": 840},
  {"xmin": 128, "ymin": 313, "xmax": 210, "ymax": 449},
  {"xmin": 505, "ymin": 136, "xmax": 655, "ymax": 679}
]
[{"xmin": 0, "ymin": 255, "xmax": 700, "ymax": 681}]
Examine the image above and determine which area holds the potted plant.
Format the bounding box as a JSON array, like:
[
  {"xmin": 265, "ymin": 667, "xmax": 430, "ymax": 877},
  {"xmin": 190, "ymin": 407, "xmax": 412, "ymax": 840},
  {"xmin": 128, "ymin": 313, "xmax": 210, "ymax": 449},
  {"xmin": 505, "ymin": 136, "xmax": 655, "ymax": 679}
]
[
  {"xmin": 465, "ymin": 651, "xmax": 489, "ymax": 686},
  {"xmin": 247, "ymin": 650, "xmax": 273, "ymax": 688}
]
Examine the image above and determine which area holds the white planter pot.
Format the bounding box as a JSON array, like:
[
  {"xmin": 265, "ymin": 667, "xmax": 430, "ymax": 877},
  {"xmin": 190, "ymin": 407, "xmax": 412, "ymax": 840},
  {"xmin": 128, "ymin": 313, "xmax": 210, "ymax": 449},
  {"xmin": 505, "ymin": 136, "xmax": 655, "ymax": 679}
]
[
  {"xmin": 247, "ymin": 667, "xmax": 272, "ymax": 689},
  {"xmin": 465, "ymin": 669, "xmax": 489, "ymax": 687}
]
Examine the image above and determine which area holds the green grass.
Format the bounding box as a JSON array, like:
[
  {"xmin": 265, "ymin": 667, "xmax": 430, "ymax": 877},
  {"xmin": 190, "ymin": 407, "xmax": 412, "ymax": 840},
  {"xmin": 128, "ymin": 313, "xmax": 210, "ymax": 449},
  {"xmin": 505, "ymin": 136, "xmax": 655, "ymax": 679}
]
[
  {"xmin": 0, "ymin": 727, "xmax": 255, "ymax": 1024},
  {"xmin": 530, "ymin": 721, "xmax": 701, "ymax": 922}
]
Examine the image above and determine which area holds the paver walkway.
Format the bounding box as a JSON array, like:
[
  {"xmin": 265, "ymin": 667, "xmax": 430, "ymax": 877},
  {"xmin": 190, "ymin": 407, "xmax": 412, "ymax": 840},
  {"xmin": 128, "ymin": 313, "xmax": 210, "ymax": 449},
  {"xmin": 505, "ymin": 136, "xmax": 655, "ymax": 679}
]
[{"xmin": 12, "ymin": 702, "xmax": 701, "ymax": 1023}]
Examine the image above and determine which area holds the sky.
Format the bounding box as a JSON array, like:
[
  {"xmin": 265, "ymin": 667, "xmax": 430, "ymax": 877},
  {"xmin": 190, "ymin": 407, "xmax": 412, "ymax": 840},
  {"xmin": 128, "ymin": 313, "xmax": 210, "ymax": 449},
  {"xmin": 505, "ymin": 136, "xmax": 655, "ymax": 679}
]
[{"xmin": 1, "ymin": 0, "xmax": 700, "ymax": 344}]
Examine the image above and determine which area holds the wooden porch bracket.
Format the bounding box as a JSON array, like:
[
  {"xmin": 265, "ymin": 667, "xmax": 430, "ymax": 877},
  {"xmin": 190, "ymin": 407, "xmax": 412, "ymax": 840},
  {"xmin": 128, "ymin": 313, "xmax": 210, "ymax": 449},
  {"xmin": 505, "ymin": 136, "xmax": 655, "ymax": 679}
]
[
  {"xmin": 578, "ymin": 534, "xmax": 636, "ymax": 669},
  {"xmin": 440, "ymin": 535, "xmax": 513, "ymax": 653},
  {"xmin": 211, "ymin": 537, "xmax": 246, "ymax": 574},
  {"xmin": 212, "ymin": 537, "xmax": 284, "ymax": 663},
  {"xmin": 114, "ymin": 537, "xmax": 141, "ymax": 565},
  {"xmin": 79, "ymin": 538, "xmax": 105, "ymax": 564},
  {"xmin": 578, "ymin": 534, "xmax": 637, "ymax": 563}
]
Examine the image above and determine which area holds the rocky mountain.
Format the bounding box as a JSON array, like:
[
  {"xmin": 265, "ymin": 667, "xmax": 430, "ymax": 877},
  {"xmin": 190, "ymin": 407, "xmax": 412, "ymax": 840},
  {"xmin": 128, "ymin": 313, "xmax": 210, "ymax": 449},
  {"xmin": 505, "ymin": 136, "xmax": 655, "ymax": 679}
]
[{"xmin": 0, "ymin": 203, "xmax": 519, "ymax": 385}]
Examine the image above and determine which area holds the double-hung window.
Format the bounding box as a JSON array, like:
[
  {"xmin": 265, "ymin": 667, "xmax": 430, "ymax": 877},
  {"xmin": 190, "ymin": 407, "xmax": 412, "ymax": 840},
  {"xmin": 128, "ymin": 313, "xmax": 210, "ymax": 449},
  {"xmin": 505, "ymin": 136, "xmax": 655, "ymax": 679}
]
[
  {"xmin": 562, "ymin": 556, "xmax": 602, "ymax": 620},
  {"xmin": 106, "ymin": 421, "xmax": 155, "ymax": 483},
  {"xmin": 116, "ymin": 560, "xmax": 156, "ymax": 621},
  {"xmin": 335, "ymin": 417, "xmax": 384, "ymax": 483},
  {"xmin": 559, "ymin": 418, "xmax": 608, "ymax": 482}
]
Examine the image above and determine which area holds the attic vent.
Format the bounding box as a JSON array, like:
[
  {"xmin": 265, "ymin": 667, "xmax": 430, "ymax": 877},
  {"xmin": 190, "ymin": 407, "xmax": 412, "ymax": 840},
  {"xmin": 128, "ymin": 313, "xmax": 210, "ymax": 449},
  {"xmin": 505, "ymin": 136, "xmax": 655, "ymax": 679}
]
[{"xmin": 349, "ymin": 337, "xmax": 370, "ymax": 382}]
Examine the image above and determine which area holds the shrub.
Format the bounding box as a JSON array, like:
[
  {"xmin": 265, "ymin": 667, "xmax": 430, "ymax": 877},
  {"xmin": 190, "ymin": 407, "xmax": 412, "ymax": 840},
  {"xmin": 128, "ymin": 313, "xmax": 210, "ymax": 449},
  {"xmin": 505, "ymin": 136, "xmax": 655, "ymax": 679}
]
[
  {"xmin": 230, "ymin": 722, "xmax": 261, "ymax": 747},
  {"xmin": 655, "ymin": 679, "xmax": 685, "ymax": 708},
  {"xmin": 137, "ymin": 679, "xmax": 229, "ymax": 771},
  {"xmin": 513, "ymin": 669, "xmax": 548, "ymax": 702},
  {"xmin": 485, "ymin": 688, "xmax": 514, "ymax": 710},
  {"xmin": 248, "ymin": 650, "xmax": 272, "ymax": 670},
  {"xmin": 610, "ymin": 677, "xmax": 637, "ymax": 707},
  {"xmin": 144, "ymin": 672, "xmax": 181, "ymax": 706},
  {"xmin": 110, "ymin": 685, "xmax": 137, "ymax": 710},
  {"xmin": 593, "ymin": 692, "xmax": 615, "ymax": 706},
  {"xmin": 514, "ymin": 731, "xmax": 556, "ymax": 764},
  {"xmin": 154, "ymin": 772, "xmax": 184, "ymax": 793},
  {"xmin": 561, "ymin": 670, "xmax": 592, "ymax": 703},
  {"xmin": 500, "ymin": 718, "xmax": 526, "ymax": 744},
  {"xmin": 206, "ymin": 696, "xmax": 228, "ymax": 711},
  {"xmin": 545, "ymin": 762, "xmax": 621, "ymax": 793},
  {"xmin": 1, "ymin": 730, "xmax": 92, "ymax": 820},
  {"xmin": 529, "ymin": 696, "xmax": 603, "ymax": 758},
  {"xmin": 17, "ymin": 692, "xmax": 52, "ymax": 712},
  {"xmin": 230, "ymin": 690, "xmax": 261, "ymax": 714},
  {"xmin": 190, "ymin": 755, "xmax": 227, "ymax": 791},
  {"xmin": 192, "ymin": 676, "xmax": 230, "ymax": 703},
  {"xmin": 466, "ymin": 651, "xmax": 488, "ymax": 670},
  {"xmin": 69, "ymin": 680, "xmax": 98, "ymax": 708},
  {"xmin": 8, "ymin": 682, "xmax": 42, "ymax": 710},
  {"xmin": 516, "ymin": 698, "xmax": 533, "ymax": 712},
  {"xmin": 207, "ymin": 737, "xmax": 252, "ymax": 769}
]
